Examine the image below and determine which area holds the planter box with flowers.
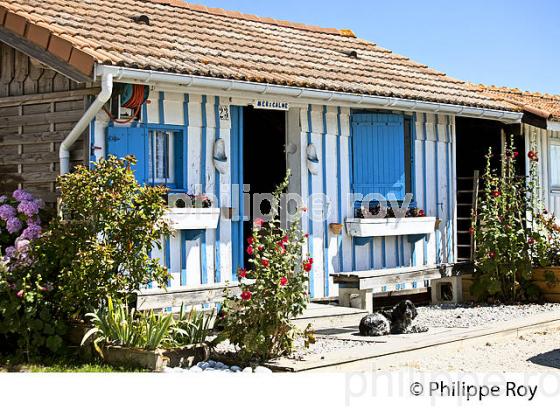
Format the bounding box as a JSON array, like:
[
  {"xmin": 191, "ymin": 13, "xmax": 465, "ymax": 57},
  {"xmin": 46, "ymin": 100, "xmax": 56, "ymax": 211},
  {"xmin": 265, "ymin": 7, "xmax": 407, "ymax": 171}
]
[
  {"xmin": 164, "ymin": 193, "xmax": 219, "ymax": 230},
  {"xmin": 345, "ymin": 206, "xmax": 436, "ymax": 238}
]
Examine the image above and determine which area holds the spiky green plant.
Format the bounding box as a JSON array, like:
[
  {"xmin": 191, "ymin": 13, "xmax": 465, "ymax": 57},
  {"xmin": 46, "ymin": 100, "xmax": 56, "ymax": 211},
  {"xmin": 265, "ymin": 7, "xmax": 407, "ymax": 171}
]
[{"xmin": 169, "ymin": 305, "xmax": 214, "ymax": 347}]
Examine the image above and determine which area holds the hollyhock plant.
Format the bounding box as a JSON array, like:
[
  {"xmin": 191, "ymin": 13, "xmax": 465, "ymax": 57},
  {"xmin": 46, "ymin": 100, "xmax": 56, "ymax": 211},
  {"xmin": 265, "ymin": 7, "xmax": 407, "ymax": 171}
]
[
  {"xmin": 218, "ymin": 171, "xmax": 313, "ymax": 363},
  {"xmin": 471, "ymin": 137, "xmax": 542, "ymax": 302}
]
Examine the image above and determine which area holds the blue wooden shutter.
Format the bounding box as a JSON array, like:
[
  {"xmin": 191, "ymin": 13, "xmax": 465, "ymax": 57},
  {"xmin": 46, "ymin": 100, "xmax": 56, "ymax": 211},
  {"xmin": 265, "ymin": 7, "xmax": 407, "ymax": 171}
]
[
  {"xmin": 351, "ymin": 113, "xmax": 405, "ymax": 200},
  {"xmin": 106, "ymin": 126, "xmax": 148, "ymax": 184},
  {"xmin": 126, "ymin": 127, "xmax": 148, "ymax": 184}
]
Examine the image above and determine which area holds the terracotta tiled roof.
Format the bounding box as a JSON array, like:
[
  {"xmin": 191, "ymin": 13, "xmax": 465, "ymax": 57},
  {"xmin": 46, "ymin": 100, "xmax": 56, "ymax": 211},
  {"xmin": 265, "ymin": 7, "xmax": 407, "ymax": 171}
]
[
  {"xmin": 472, "ymin": 84, "xmax": 560, "ymax": 121},
  {"xmin": 0, "ymin": 0, "xmax": 518, "ymax": 112}
]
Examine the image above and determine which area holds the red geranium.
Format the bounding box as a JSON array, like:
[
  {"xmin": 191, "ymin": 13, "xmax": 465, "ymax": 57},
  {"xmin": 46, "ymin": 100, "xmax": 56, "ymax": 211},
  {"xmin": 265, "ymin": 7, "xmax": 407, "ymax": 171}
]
[
  {"xmin": 241, "ymin": 290, "xmax": 252, "ymax": 301},
  {"xmin": 280, "ymin": 277, "xmax": 288, "ymax": 286}
]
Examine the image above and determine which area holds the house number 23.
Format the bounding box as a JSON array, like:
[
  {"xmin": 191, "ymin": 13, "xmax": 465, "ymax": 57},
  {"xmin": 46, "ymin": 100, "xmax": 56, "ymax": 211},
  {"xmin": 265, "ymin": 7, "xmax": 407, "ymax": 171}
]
[{"xmin": 219, "ymin": 105, "xmax": 230, "ymax": 121}]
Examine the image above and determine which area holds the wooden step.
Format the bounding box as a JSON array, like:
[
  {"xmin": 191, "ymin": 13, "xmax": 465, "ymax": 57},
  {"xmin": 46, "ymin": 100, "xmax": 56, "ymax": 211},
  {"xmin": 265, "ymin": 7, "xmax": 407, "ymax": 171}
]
[{"xmin": 292, "ymin": 303, "xmax": 368, "ymax": 331}]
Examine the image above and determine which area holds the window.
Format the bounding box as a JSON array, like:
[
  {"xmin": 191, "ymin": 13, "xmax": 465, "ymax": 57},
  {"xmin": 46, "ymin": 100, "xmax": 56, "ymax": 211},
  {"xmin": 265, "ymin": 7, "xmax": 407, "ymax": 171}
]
[
  {"xmin": 148, "ymin": 130, "xmax": 175, "ymax": 184},
  {"xmin": 550, "ymin": 142, "xmax": 560, "ymax": 192},
  {"xmin": 351, "ymin": 113, "xmax": 413, "ymax": 203},
  {"xmin": 106, "ymin": 126, "xmax": 184, "ymax": 189}
]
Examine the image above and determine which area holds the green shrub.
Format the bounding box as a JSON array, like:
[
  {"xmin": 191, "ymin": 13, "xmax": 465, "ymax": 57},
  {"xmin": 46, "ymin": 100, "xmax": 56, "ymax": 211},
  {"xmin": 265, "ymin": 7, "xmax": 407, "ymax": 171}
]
[
  {"xmin": 33, "ymin": 156, "xmax": 171, "ymax": 318},
  {"xmin": 217, "ymin": 172, "xmax": 313, "ymax": 363}
]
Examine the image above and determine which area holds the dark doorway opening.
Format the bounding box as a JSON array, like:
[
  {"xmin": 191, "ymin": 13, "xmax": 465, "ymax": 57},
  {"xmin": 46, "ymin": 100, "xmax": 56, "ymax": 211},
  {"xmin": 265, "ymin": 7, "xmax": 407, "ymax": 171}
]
[
  {"xmin": 242, "ymin": 107, "xmax": 286, "ymax": 263},
  {"xmin": 455, "ymin": 117, "xmax": 525, "ymax": 263}
]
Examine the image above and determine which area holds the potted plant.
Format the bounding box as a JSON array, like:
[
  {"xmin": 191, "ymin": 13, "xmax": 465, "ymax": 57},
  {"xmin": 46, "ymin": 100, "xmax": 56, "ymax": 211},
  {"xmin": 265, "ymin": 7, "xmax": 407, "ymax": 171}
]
[
  {"xmin": 165, "ymin": 193, "xmax": 220, "ymax": 230},
  {"xmin": 345, "ymin": 205, "xmax": 436, "ymax": 237}
]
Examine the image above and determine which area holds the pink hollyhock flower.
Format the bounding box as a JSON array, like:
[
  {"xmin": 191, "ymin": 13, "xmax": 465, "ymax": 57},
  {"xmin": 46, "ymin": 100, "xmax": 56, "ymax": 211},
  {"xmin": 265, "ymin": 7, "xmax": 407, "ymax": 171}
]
[
  {"xmin": 253, "ymin": 218, "xmax": 264, "ymax": 228},
  {"xmin": 16, "ymin": 290, "xmax": 24, "ymax": 298}
]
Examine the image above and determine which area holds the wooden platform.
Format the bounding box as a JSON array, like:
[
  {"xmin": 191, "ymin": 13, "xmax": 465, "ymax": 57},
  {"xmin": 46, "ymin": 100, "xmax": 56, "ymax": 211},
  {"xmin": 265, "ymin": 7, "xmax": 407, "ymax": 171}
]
[
  {"xmin": 292, "ymin": 303, "xmax": 368, "ymax": 331},
  {"xmin": 270, "ymin": 310, "xmax": 560, "ymax": 372}
]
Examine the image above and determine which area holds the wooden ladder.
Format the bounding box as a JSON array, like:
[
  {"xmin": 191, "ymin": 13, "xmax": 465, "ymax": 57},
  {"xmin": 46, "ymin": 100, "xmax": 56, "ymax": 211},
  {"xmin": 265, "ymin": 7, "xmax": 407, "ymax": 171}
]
[{"xmin": 456, "ymin": 170, "xmax": 480, "ymax": 262}]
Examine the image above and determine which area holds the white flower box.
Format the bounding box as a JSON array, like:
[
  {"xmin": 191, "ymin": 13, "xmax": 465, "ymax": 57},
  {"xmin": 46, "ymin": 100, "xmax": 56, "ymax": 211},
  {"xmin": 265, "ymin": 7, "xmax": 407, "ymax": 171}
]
[
  {"xmin": 164, "ymin": 208, "xmax": 220, "ymax": 230},
  {"xmin": 345, "ymin": 217, "xmax": 437, "ymax": 237}
]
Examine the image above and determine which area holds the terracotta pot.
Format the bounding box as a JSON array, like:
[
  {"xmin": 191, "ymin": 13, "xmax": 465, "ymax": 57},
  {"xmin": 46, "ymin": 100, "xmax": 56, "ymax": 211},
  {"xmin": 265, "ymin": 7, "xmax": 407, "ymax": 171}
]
[
  {"xmin": 532, "ymin": 267, "xmax": 560, "ymax": 302},
  {"xmin": 329, "ymin": 223, "xmax": 343, "ymax": 235}
]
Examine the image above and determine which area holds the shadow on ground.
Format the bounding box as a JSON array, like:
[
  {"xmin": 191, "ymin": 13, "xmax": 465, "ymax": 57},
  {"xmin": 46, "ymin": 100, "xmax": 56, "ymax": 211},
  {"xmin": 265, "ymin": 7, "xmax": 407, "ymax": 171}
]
[{"xmin": 527, "ymin": 349, "xmax": 560, "ymax": 370}]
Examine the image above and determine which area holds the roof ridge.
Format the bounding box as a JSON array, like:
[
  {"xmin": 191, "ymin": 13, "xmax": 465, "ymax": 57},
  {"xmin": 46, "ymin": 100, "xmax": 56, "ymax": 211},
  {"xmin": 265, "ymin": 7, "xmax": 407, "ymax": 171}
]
[{"xmin": 149, "ymin": 0, "xmax": 356, "ymax": 37}]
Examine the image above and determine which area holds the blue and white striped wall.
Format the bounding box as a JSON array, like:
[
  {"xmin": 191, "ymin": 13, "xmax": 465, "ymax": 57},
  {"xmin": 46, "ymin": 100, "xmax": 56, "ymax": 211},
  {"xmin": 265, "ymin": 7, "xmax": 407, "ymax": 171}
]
[
  {"xmin": 94, "ymin": 90, "xmax": 457, "ymax": 299},
  {"xmin": 298, "ymin": 107, "xmax": 457, "ymax": 298}
]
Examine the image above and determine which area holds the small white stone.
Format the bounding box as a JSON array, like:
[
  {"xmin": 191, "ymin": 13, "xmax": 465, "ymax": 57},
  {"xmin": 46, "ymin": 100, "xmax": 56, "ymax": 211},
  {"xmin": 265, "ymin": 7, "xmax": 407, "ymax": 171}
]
[
  {"xmin": 254, "ymin": 366, "xmax": 272, "ymax": 374},
  {"xmin": 163, "ymin": 367, "xmax": 173, "ymax": 373},
  {"xmin": 189, "ymin": 366, "xmax": 203, "ymax": 373},
  {"xmin": 242, "ymin": 367, "xmax": 253, "ymax": 373},
  {"xmin": 204, "ymin": 367, "xmax": 216, "ymax": 372}
]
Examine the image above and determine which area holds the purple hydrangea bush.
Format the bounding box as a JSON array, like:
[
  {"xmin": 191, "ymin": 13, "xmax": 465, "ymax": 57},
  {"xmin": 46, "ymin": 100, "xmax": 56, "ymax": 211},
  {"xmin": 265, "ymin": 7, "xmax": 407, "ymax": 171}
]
[{"xmin": 0, "ymin": 189, "xmax": 44, "ymax": 266}]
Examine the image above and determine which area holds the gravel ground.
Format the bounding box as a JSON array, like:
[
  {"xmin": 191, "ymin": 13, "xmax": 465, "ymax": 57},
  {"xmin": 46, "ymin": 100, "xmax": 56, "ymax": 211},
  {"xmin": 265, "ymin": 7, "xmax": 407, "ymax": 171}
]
[
  {"xmin": 375, "ymin": 329, "xmax": 560, "ymax": 372},
  {"xmin": 414, "ymin": 303, "xmax": 560, "ymax": 329}
]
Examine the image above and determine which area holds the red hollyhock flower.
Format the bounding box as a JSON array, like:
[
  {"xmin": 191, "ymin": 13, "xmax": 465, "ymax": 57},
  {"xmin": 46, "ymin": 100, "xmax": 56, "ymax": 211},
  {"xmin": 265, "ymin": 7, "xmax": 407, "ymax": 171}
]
[
  {"xmin": 418, "ymin": 209, "xmax": 425, "ymax": 217},
  {"xmin": 488, "ymin": 251, "xmax": 496, "ymax": 259},
  {"xmin": 282, "ymin": 235, "xmax": 289, "ymax": 243},
  {"xmin": 258, "ymin": 244, "xmax": 265, "ymax": 251},
  {"xmin": 280, "ymin": 277, "xmax": 288, "ymax": 286},
  {"xmin": 308, "ymin": 258, "xmax": 314, "ymax": 264},
  {"xmin": 261, "ymin": 258, "xmax": 270, "ymax": 268},
  {"xmin": 528, "ymin": 237, "xmax": 535, "ymax": 245},
  {"xmin": 246, "ymin": 246, "xmax": 254, "ymax": 255},
  {"xmin": 528, "ymin": 151, "xmax": 539, "ymax": 161},
  {"xmin": 238, "ymin": 268, "xmax": 247, "ymax": 279},
  {"xmin": 276, "ymin": 243, "xmax": 286, "ymax": 254},
  {"xmin": 304, "ymin": 233, "xmax": 309, "ymax": 238},
  {"xmin": 247, "ymin": 237, "xmax": 254, "ymax": 245},
  {"xmin": 513, "ymin": 151, "xmax": 519, "ymax": 158},
  {"xmin": 241, "ymin": 290, "xmax": 252, "ymax": 301},
  {"xmin": 492, "ymin": 190, "xmax": 501, "ymax": 198}
]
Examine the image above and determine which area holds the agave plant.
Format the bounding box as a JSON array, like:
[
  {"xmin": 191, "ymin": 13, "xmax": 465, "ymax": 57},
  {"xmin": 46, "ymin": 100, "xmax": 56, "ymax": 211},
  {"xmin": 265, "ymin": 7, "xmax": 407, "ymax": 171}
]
[{"xmin": 81, "ymin": 298, "xmax": 174, "ymax": 355}]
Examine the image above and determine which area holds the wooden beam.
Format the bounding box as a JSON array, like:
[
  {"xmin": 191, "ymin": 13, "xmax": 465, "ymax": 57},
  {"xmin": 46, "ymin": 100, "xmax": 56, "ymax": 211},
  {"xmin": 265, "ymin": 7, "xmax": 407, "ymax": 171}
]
[
  {"xmin": 0, "ymin": 27, "xmax": 92, "ymax": 83},
  {"xmin": 136, "ymin": 283, "xmax": 241, "ymax": 311}
]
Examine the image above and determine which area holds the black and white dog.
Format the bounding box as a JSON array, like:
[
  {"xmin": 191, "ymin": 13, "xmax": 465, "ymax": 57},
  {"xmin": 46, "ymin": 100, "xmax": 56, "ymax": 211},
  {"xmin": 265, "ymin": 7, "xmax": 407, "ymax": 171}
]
[{"xmin": 359, "ymin": 300, "xmax": 428, "ymax": 336}]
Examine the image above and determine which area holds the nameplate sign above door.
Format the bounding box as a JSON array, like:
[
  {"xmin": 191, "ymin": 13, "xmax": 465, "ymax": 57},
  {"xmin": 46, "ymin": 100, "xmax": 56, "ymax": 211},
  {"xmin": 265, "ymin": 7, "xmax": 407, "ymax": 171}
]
[{"xmin": 252, "ymin": 100, "xmax": 290, "ymax": 111}]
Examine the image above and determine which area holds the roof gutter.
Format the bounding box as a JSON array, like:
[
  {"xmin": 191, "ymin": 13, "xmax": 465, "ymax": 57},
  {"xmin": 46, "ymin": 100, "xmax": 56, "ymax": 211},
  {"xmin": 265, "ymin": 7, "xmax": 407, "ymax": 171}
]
[
  {"xmin": 96, "ymin": 65, "xmax": 523, "ymax": 123},
  {"xmin": 59, "ymin": 72, "xmax": 113, "ymax": 175}
]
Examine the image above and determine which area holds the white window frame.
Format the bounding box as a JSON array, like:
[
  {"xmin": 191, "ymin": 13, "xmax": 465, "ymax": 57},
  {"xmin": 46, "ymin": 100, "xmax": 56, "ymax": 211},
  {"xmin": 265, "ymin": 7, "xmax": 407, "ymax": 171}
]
[
  {"xmin": 549, "ymin": 140, "xmax": 560, "ymax": 194},
  {"xmin": 148, "ymin": 129, "xmax": 175, "ymax": 185}
]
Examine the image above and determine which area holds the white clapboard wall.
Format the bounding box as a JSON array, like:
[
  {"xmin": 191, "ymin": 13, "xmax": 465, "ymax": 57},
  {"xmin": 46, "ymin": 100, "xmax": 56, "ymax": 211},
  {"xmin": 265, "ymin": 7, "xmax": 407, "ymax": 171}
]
[
  {"xmin": 524, "ymin": 124, "xmax": 560, "ymax": 216},
  {"xmin": 94, "ymin": 89, "xmax": 458, "ymax": 299}
]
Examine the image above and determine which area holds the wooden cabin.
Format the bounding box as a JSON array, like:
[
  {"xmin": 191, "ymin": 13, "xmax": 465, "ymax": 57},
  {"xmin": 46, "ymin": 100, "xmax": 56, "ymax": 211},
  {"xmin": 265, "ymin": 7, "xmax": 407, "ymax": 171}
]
[{"xmin": 0, "ymin": 0, "xmax": 524, "ymax": 307}]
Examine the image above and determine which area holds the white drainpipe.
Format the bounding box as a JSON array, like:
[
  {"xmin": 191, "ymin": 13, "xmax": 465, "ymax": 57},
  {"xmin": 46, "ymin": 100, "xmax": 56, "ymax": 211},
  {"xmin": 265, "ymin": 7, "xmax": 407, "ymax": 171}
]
[{"xmin": 59, "ymin": 73, "xmax": 113, "ymax": 175}]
